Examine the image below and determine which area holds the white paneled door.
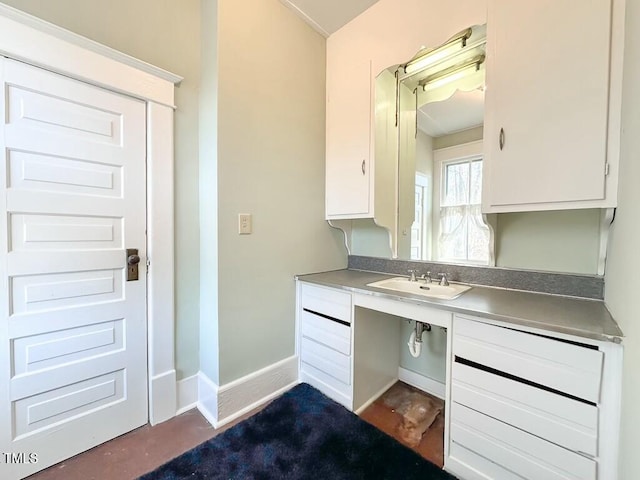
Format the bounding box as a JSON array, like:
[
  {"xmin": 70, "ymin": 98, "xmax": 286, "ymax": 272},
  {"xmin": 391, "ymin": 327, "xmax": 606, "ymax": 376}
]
[{"xmin": 0, "ymin": 58, "xmax": 148, "ymax": 479}]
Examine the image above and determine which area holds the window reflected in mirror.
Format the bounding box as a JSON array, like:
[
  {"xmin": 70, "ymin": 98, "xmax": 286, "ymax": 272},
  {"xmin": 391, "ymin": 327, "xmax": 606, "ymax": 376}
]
[{"xmin": 433, "ymin": 144, "xmax": 489, "ymax": 264}]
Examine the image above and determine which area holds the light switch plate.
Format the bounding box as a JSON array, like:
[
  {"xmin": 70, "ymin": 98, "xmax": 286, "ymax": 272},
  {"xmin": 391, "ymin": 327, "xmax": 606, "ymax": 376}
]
[{"xmin": 239, "ymin": 213, "xmax": 252, "ymax": 234}]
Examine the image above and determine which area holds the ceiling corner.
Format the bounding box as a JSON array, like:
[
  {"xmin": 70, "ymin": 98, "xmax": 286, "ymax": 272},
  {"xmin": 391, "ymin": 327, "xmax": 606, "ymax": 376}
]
[{"xmin": 280, "ymin": 0, "xmax": 380, "ymax": 37}]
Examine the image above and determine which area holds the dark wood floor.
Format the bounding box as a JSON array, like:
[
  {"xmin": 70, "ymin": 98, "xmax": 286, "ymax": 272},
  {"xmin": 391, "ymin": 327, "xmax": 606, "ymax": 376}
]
[
  {"xmin": 26, "ymin": 409, "xmax": 235, "ymax": 480},
  {"xmin": 27, "ymin": 382, "xmax": 444, "ymax": 479},
  {"xmin": 360, "ymin": 382, "xmax": 445, "ymax": 468}
]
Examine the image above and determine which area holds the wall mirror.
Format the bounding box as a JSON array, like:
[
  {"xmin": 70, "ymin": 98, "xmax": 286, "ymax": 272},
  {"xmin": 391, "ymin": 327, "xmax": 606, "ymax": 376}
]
[
  {"xmin": 395, "ymin": 24, "xmax": 493, "ymax": 265},
  {"xmin": 348, "ymin": 24, "xmax": 606, "ymax": 275}
]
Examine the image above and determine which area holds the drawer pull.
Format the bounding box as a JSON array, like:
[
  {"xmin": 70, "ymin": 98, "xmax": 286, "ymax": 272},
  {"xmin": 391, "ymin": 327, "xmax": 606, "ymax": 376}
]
[
  {"xmin": 455, "ymin": 356, "xmax": 596, "ymax": 407},
  {"xmin": 303, "ymin": 308, "xmax": 351, "ymax": 328}
]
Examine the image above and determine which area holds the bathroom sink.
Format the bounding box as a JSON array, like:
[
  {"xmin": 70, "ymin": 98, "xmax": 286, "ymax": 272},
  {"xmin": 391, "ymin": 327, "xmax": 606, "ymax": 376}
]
[{"xmin": 366, "ymin": 277, "xmax": 472, "ymax": 300}]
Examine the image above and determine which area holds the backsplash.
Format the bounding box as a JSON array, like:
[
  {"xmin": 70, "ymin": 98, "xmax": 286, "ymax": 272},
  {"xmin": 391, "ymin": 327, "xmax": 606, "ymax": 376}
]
[{"xmin": 348, "ymin": 255, "xmax": 604, "ymax": 300}]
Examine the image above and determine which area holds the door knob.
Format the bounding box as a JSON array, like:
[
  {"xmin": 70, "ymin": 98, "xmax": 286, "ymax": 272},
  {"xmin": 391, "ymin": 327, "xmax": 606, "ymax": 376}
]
[
  {"xmin": 127, "ymin": 254, "xmax": 141, "ymax": 265},
  {"xmin": 126, "ymin": 248, "xmax": 140, "ymax": 281}
]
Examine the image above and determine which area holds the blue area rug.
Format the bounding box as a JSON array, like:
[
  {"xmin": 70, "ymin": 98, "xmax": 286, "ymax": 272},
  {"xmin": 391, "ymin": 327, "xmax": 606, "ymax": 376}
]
[{"xmin": 139, "ymin": 383, "xmax": 458, "ymax": 480}]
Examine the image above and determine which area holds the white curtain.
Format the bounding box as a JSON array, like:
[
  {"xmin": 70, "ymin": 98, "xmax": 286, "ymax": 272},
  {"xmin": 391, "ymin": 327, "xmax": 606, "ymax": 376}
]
[{"xmin": 438, "ymin": 204, "xmax": 489, "ymax": 263}]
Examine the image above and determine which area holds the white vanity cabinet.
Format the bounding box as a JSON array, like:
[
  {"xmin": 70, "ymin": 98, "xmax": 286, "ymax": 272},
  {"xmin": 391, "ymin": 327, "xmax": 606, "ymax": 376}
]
[
  {"xmin": 296, "ymin": 280, "xmax": 404, "ymax": 412},
  {"xmin": 297, "ymin": 282, "xmax": 354, "ymax": 408},
  {"xmin": 296, "ymin": 272, "xmax": 623, "ymax": 479},
  {"xmin": 482, "ymin": 0, "xmax": 625, "ymax": 213},
  {"xmin": 447, "ymin": 315, "xmax": 622, "ymax": 480}
]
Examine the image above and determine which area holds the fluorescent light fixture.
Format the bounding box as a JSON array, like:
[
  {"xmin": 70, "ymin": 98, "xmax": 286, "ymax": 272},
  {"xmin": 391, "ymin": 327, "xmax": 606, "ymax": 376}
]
[
  {"xmin": 419, "ymin": 55, "xmax": 485, "ymax": 92},
  {"xmin": 403, "ymin": 28, "xmax": 472, "ymax": 75}
]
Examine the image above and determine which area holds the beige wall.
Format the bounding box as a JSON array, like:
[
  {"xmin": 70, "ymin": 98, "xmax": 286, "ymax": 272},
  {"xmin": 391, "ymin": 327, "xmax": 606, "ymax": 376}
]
[
  {"xmin": 604, "ymin": 0, "xmax": 640, "ymax": 476},
  {"xmin": 433, "ymin": 126, "xmax": 483, "ymax": 150},
  {"xmin": 351, "ymin": 219, "xmax": 394, "ymax": 257},
  {"xmin": 215, "ymin": 0, "xmax": 345, "ymax": 384},
  {"xmin": 0, "ymin": 0, "xmax": 203, "ymax": 379},
  {"xmin": 495, "ymin": 209, "xmax": 602, "ymax": 274}
]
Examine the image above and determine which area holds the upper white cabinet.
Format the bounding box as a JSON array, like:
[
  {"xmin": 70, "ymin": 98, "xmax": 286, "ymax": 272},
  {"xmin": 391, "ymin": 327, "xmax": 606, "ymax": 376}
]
[
  {"xmin": 325, "ymin": 53, "xmax": 373, "ymax": 218},
  {"xmin": 482, "ymin": 0, "xmax": 625, "ymax": 213}
]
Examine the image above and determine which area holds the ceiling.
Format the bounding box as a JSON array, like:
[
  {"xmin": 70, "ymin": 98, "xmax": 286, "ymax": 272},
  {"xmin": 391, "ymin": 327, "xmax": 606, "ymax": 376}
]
[
  {"xmin": 418, "ymin": 89, "xmax": 484, "ymax": 137},
  {"xmin": 280, "ymin": 0, "xmax": 380, "ymax": 37}
]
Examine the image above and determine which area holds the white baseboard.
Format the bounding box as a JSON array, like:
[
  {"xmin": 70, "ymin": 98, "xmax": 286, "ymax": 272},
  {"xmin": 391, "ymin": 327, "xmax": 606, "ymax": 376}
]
[
  {"xmin": 149, "ymin": 369, "xmax": 177, "ymax": 425},
  {"xmin": 398, "ymin": 367, "xmax": 446, "ymax": 400},
  {"xmin": 195, "ymin": 356, "xmax": 299, "ymax": 428},
  {"xmin": 197, "ymin": 371, "xmax": 220, "ymax": 427},
  {"xmin": 217, "ymin": 356, "xmax": 298, "ymax": 427},
  {"xmin": 183, "ymin": 365, "xmax": 442, "ymax": 428},
  {"xmin": 176, "ymin": 374, "xmax": 199, "ymax": 415}
]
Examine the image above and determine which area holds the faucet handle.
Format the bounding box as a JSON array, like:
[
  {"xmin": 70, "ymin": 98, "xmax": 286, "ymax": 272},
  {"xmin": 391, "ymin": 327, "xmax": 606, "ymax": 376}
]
[
  {"xmin": 438, "ymin": 273, "xmax": 450, "ymax": 286},
  {"xmin": 408, "ymin": 269, "xmax": 418, "ymax": 281}
]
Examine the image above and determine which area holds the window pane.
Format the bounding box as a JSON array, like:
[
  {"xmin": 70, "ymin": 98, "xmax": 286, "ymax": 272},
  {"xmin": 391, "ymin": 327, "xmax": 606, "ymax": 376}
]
[
  {"xmin": 439, "ymin": 206, "xmax": 467, "ymax": 260},
  {"xmin": 443, "ymin": 162, "xmax": 469, "ymax": 206},
  {"xmin": 467, "ymin": 209, "xmax": 490, "ymax": 263},
  {"xmin": 470, "ymin": 160, "xmax": 483, "ymax": 205}
]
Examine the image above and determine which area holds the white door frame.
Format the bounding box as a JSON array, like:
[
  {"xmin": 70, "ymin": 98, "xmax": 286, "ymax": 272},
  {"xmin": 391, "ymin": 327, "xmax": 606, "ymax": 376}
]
[{"xmin": 0, "ymin": 4, "xmax": 181, "ymax": 425}]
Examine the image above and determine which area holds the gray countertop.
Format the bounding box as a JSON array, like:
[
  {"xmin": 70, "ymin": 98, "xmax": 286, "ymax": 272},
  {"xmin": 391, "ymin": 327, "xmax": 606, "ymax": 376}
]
[{"xmin": 296, "ymin": 269, "xmax": 623, "ymax": 343}]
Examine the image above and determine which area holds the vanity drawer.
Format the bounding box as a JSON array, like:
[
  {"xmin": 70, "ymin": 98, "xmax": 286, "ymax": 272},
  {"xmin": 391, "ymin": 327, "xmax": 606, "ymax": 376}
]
[
  {"xmin": 452, "ymin": 361, "xmax": 598, "ymax": 456},
  {"xmin": 450, "ymin": 403, "xmax": 596, "ymax": 480},
  {"xmin": 449, "ymin": 442, "xmax": 524, "ymax": 480},
  {"xmin": 453, "ymin": 316, "xmax": 603, "ymax": 403},
  {"xmin": 301, "ymin": 309, "xmax": 351, "ymax": 355},
  {"xmin": 300, "ymin": 366, "xmax": 351, "ymax": 409},
  {"xmin": 300, "ymin": 336, "xmax": 351, "ymax": 385},
  {"xmin": 300, "ymin": 283, "xmax": 352, "ymax": 324}
]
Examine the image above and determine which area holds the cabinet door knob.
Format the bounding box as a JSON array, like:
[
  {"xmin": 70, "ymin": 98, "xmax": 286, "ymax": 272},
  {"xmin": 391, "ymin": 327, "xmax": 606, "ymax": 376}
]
[
  {"xmin": 361, "ymin": 159, "xmax": 366, "ymax": 175},
  {"xmin": 499, "ymin": 128, "xmax": 505, "ymax": 151}
]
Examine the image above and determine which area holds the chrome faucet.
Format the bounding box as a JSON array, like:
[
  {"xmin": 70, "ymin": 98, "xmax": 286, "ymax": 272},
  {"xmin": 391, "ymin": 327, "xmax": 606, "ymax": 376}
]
[
  {"xmin": 421, "ymin": 271, "xmax": 433, "ymax": 283},
  {"xmin": 408, "ymin": 269, "xmax": 418, "ymax": 282},
  {"xmin": 438, "ymin": 273, "xmax": 450, "ymax": 286}
]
